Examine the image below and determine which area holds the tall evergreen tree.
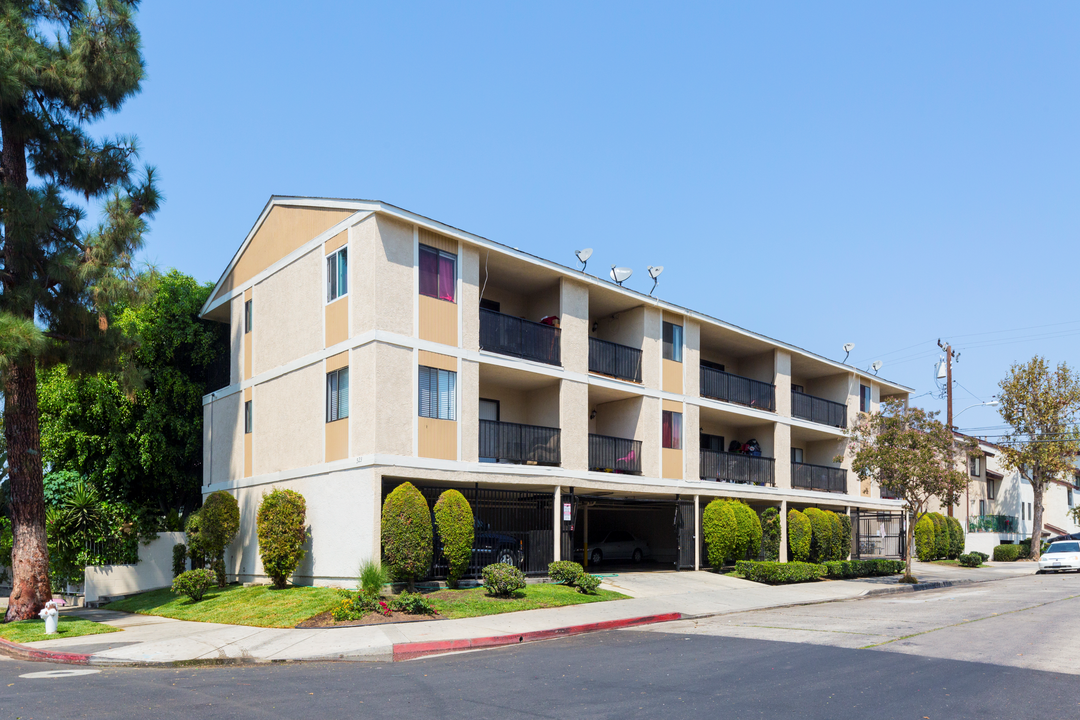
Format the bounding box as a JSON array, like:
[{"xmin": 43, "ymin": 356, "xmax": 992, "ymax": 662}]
[{"xmin": 0, "ymin": 1, "xmax": 158, "ymax": 621}]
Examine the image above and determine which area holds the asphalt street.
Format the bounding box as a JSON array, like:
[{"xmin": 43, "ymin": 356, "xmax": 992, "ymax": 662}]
[{"xmin": 1, "ymin": 574, "xmax": 1078, "ymax": 719}]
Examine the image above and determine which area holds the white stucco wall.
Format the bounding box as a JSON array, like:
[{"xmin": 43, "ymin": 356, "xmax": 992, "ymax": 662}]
[
  {"xmin": 84, "ymin": 532, "xmax": 186, "ymax": 603},
  {"xmin": 254, "ymin": 363, "xmax": 324, "ymax": 475},
  {"xmin": 252, "ymin": 247, "xmax": 323, "ymax": 375}
]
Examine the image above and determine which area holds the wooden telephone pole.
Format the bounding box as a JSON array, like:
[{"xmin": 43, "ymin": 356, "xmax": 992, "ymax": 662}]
[{"xmin": 938, "ymin": 339, "xmax": 958, "ymax": 518}]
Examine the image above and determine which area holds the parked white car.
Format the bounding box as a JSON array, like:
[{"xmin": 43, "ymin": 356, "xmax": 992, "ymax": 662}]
[
  {"xmin": 1038, "ymin": 540, "xmax": 1080, "ymax": 573},
  {"xmin": 578, "ymin": 530, "xmax": 651, "ymax": 566}
]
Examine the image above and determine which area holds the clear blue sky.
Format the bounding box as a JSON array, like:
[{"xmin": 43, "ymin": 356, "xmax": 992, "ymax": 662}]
[{"xmin": 94, "ymin": 2, "xmax": 1080, "ymax": 435}]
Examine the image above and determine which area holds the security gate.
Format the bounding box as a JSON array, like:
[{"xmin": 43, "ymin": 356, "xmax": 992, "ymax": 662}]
[
  {"xmin": 676, "ymin": 499, "xmax": 696, "ymax": 570},
  {"xmin": 852, "ymin": 509, "xmax": 906, "ymax": 559}
]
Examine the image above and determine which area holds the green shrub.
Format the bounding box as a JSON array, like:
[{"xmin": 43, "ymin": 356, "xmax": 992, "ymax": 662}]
[
  {"xmin": 358, "ymin": 559, "xmax": 389, "ymax": 599},
  {"xmin": 946, "ymin": 516, "xmax": 965, "ymax": 559},
  {"xmin": 171, "ymin": 568, "xmax": 216, "ymax": 602},
  {"xmin": 332, "ymin": 591, "xmax": 384, "ymax": 621},
  {"xmin": 822, "ymin": 559, "xmax": 905, "ymax": 578},
  {"xmin": 838, "ymin": 514, "xmax": 852, "ymax": 561},
  {"xmin": 434, "ymin": 489, "xmax": 474, "ymax": 588},
  {"xmin": 702, "ymin": 499, "xmax": 737, "ymax": 567},
  {"xmin": 760, "ymin": 507, "xmax": 781, "ymax": 561},
  {"xmin": 257, "ymin": 489, "xmax": 307, "ymax": 589},
  {"xmin": 804, "ymin": 508, "xmax": 833, "ymax": 563},
  {"xmin": 736, "ymin": 560, "xmax": 827, "ymax": 584},
  {"xmin": 931, "ymin": 513, "xmax": 950, "ymax": 560},
  {"xmin": 1017, "ymin": 537, "xmax": 1048, "ymax": 559},
  {"xmin": 482, "ymin": 562, "xmax": 526, "ymax": 596},
  {"xmin": 549, "ymin": 561, "xmax": 584, "ymax": 585},
  {"xmin": 828, "ymin": 512, "xmax": 846, "ymax": 561},
  {"xmin": 574, "ymin": 573, "xmax": 602, "ymax": 595},
  {"xmin": 390, "ymin": 590, "xmax": 436, "ymax": 615},
  {"xmin": 201, "ymin": 491, "xmax": 240, "ymax": 587},
  {"xmin": 958, "ymin": 553, "xmax": 982, "ymax": 568},
  {"xmin": 869, "ymin": 559, "xmax": 906, "ymax": 575},
  {"xmin": 914, "ymin": 514, "xmax": 937, "ymax": 562},
  {"xmin": 993, "ymin": 544, "xmax": 1021, "ymax": 562},
  {"xmin": 972, "ymin": 551, "xmax": 989, "ymax": 563},
  {"xmin": 184, "ymin": 510, "xmax": 207, "ymax": 569},
  {"xmin": 734, "ymin": 502, "xmax": 763, "ymax": 560},
  {"xmin": 787, "ymin": 509, "xmax": 811, "ymax": 562},
  {"xmin": 381, "ymin": 482, "xmax": 433, "ymax": 590},
  {"xmin": 172, "ymin": 543, "xmax": 187, "ymax": 579}
]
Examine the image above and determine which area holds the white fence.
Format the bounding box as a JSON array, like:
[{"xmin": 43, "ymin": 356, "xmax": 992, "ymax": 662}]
[{"xmin": 84, "ymin": 531, "xmax": 185, "ymax": 604}]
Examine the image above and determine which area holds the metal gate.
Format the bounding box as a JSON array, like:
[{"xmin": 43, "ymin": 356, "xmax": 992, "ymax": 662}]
[
  {"xmin": 676, "ymin": 499, "xmax": 695, "ymax": 570},
  {"xmin": 852, "ymin": 509, "xmax": 907, "ymax": 559}
]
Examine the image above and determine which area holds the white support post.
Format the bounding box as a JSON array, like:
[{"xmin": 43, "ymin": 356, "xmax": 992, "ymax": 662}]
[
  {"xmin": 694, "ymin": 495, "xmax": 701, "ymax": 571},
  {"xmin": 780, "ymin": 499, "xmax": 789, "ymax": 562},
  {"xmin": 553, "ymin": 486, "xmax": 562, "ymax": 562}
]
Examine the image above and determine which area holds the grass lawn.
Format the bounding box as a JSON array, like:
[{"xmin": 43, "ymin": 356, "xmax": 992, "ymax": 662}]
[
  {"xmin": 0, "ymin": 617, "xmax": 120, "ymax": 644},
  {"xmin": 105, "ymin": 584, "xmax": 342, "ymax": 628},
  {"xmin": 427, "ymin": 583, "xmax": 628, "ymax": 619}
]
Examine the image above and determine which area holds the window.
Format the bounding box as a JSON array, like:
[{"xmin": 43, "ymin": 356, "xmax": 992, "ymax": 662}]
[
  {"xmin": 244, "ymin": 300, "xmax": 252, "ymax": 334},
  {"xmin": 860, "ymin": 384, "xmax": 871, "ymax": 413},
  {"xmin": 987, "ymin": 479, "xmax": 995, "ymax": 499},
  {"xmin": 419, "ymin": 366, "xmax": 457, "ymax": 420},
  {"xmin": 792, "ymin": 384, "xmax": 805, "ymax": 394},
  {"xmin": 419, "ymin": 245, "xmax": 456, "ymax": 302},
  {"xmin": 791, "ymin": 448, "xmax": 804, "ymax": 463},
  {"xmin": 662, "ymin": 410, "xmax": 682, "ymax": 449},
  {"xmin": 480, "ymin": 298, "xmax": 501, "ymax": 312},
  {"xmin": 969, "ymin": 456, "xmax": 981, "ymax": 476},
  {"xmin": 326, "ymin": 247, "xmax": 348, "ymax": 302},
  {"xmin": 244, "ymin": 400, "xmax": 252, "ymax": 434},
  {"xmin": 1069, "ymin": 488, "xmax": 1074, "ymax": 508},
  {"xmin": 1029, "ymin": 502, "xmax": 1033, "ymax": 520},
  {"xmin": 979, "ymin": 499, "xmax": 986, "ymax": 516},
  {"xmin": 701, "ymin": 359, "xmax": 725, "ymax": 373},
  {"xmin": 326, "ymin": 368, "xmax": 349, "ymax": 422},
  {"xmin": 700, "ymin": 433, "xmax": 724, "ymax": 453},
  {"xmin": 662, "ymin": 322, "xmax": 683, "ymax": 362}
]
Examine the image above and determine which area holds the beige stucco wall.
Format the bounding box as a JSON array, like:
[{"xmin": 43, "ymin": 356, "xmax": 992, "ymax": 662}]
[
  {"xmin": 559, "ymin": 379, "xmax": 588, "ymax": 471},
  {"xmin": 560, "ymin": 278, "xmax": 589, "ymax": 375},
  {"xmin": 683, "ymin": 320, "xmax": 701, "ymax": 397},
  {"xmin": 460, "ymin": 359, "xmax": 480, "ymax": 462},
  {"xmin": 351, "ymin": 344, "xmax": 377, "ymax": 456},
  {"xmin": 377, "ymin": 343, "xmax": 414, "ymax": 457},
  {"xmin": 683, "ymin": 403, "xmax": 700, "ymax": 480},
  {"xmin": 592, "ymin": 396, "xmax": 644, "ymax": 441},
  {"xmin": 641, "ymin": 395, "xmax": 662, "ymax": 478},
  {"xmin": 774, "ymin": 351, "xmax": 792, "ymax": 416},
  {"xmin": 203, "ymin": 393, "xmax": 245, "ymax": 485},
  {"xmin": 351, "ymin": 214, "xmax": 415, "ymax": 338},
  {"xmin": 252, "ymin": 248, "xmax": 322, "ymax": 375},
  {"xmin": 253, "ymin": 363, "xmax": 324, "ymax": 475},
  {"xmin": 461, "ymin": 246, "xmax": 480, "ymax": 351},
  {"xmin": 642, "ymin": 307, "xmax": 662, "ymax": 390},
  {"xmin": 773, "ymin": 423, "xmax": 791, "ymax": 489},
  {"xmin": 230, "ymin": 298, "xmax": 243, "ymax": 385},
  {"xmin": 592, "ymin": 305, "xmax": 646, "ymax": 350}
]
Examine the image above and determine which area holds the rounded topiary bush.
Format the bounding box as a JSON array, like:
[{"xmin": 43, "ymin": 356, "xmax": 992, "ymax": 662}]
[
  {"xmin": 172, "ymin": 568, "xmax": 216, "ymax": 602},
  {"xmin": 434, "ymin": 489, "xmax": 474, "ymax": 588},
  {"xmin": 838, "ymin": 514, "xmax": 852, "ymax": 561},
  {"xmin": 946, "ymin": 516, "xmax": 965, "ymax": 559},
  {"xmin": 993, "ymin": 543, "xmax": 1021, "ymax": 562},
  {"xmin": 381, "ymin": 482, "xmax": 433, "ymax": 589},
  {"xmin": 958, "ymin": 552, "xmax": 982, "ymax": 568},
  {"xmin": 787, "ymin": 509, "xmax": 811, "ymax": 562},
  {"xmin": 804, "ymin": 508, "xmax": 833, "ymax": 563},
  {"xmin": 930, "ymin": 513, "xmax": 950, "ymax": 560},
  {"xmin": 201, "ymin": 491, "xmax": 240, "ymax": 587},
  {"xmin": 482, "ymin": 562, "xmax": 526, "ymax": 596},
  {"xmin": 257, "ymin": 489, "xmax": 308, "ymax": 589},
  {"xmin": 731, "ymin": 502, "xmax": 762, "ymax": 560},
  {"xmin": 760, "ymin": 507, "xmax": 781, "ymax": 561},
  {"xmin": 914, "ymin": 514, "xmax": 937, "ymax": 562},
  {"xmin": 549, "ymin": 561, "xmax": 584, "ymax": 585},
  {"xmin": 703, "ymin": 499, "xmax": 737, "ymax": 568}
]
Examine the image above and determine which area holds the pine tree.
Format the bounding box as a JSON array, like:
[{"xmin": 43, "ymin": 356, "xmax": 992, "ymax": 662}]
[{"xmin": 1, "ymin": 0, "xmax": 158, "ymax": 621}]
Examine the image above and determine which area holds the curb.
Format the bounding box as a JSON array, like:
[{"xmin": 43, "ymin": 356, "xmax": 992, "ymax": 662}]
[
  {"xmin": 858, "ymin": 577, "xmax": 986, "ymax": 596},
  {"xmin": 392, "ymin": 613, "xmax": 683, "ymax": 661},
  {"xmin": 0, "ymin": 637, "xmax": 92, "ymax": 666}
]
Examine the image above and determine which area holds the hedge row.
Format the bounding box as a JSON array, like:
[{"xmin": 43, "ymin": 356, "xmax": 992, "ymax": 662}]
[
  {"xmin": 736, "ymin": 560, "xmax": 827, "ymax": 584},
  {"xmin": 822, "ymin": 559, "xmax": 905, "ymax": 578},
  {"xmin": 703, "ymin": 499, "xmax": 762, "ymax": 566},
  {"xmin": 914, "ymin": 512, "xmax": 964, "ymax": 561},
  {"xmin": 788, "ymin": 508, "xmax": 850, "ymax": 563}
]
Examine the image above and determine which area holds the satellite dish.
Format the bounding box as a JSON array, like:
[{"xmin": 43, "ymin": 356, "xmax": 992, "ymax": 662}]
[
  {"xmin": 610, "ymin": 265, "xmax": 633, "ymax": 286},
  {"xmin": 871, "ymin": 360, "xmax": 882, "ymax": 375},
  {"xmin": 647, "ymin": 266, "xmax": 664, "ymax": 295},
  {"xmin": 575, "ymin": 248, "xmax": 593, "ymax": 271},
  {"xmin": 842, "ymin": 343, "xmax": 855, "ymax": 363}
]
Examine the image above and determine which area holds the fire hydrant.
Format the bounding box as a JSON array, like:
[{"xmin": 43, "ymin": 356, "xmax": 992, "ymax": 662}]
[{"xmin": 39, "ymin": 600, "xmax": 59, "ymax": 635}]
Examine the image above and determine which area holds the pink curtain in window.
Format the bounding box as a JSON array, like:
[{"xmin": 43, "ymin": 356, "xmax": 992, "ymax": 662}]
[
  {"xmin": 662, "ymin": 412, "xmax": 671, "ymax": 448},
  {"xmin": 419, "ymin": 248, "xmax": 438, "ymax": 297},
  {"xmin": 671, "ymin": 413, "xmax": 682, "ymax": 449},
  {"xmin": 438, "ymin": 254, "xmax": 455, "ymax": 302}
]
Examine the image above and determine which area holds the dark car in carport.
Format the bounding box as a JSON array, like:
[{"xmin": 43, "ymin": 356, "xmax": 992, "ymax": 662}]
[{"xmin": 472, "ymin": 519, "xmax": 523, "ymax": 568}]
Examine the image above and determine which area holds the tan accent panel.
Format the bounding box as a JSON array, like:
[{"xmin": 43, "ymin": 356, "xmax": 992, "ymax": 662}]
[
  {"xmin": 662, "ymin": 398, "xmax": 683, "ymax": 413},
  {"xmin": 243, "ymin": 387, "xmax": 252, "ymax": 402},
  {"xmin": 215, "ymin": 206, "xmax": 354, "ymax": 300},
  {"xmin": 418, "ymin": 350, "xmax": 457, "ymax": 372},
  {"xmin": 324, "ymin": 230, "xmax": 347, "ymax": 254},
  {"xmin": 419, "ymin": 294, "xmax": 458, "ymax": 346},
  {"xmin": 244, "ymin": 434, "xmax": 252, "ymax": 478},
  {"xmin": 325, "ymin": 351, "xmax": 349, "ymax": 372},
  {"xmin": 419, "ymin": 418, "xmax": 457, "ymax": 460},
  {"xmin": 662, "ymin": 359, "xmax": 683, "ymax": 394},
  {"xmin": 662, "ymin": 448, "xmax": 683, "ymax": 480},
  {"xmin": 418, "ymin": 228, "xmax": 458, "ymax": 254},
  {"xmin": 663, "ymin": 311, "xmax": 684, "ymax": 325},
  {"xmin": 325, "ymin": 418, "xmax": 349, "ymax": 462},
  {"xmin": 325, "ymin": 297, "xmax": 348, "ymax": 347}
]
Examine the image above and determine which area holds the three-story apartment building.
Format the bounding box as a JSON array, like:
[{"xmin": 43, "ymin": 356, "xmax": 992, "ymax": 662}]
[{"xmin": 201, "ymin": 197, "xmax": 911, "ymax": 586}]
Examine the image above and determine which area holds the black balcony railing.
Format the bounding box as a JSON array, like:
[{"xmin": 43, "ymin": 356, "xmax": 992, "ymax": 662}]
[
  {"xmin": 880, "ymin": 486, "xmax": 901, "ymax": 500},
  {"xmin": 700, "ymin": 366, "xmax": 776, "ymax": 411},
  {"xmin": 479, "ymin": 419, "xmax": 561, "ymax": 466},
  {"xmin": 479, "ymin": 308, "xmax": 561, "ymax": 366},
  {"xmin": 588, "ymin": 434, "xmax": 643, "ymax": 474},
  {"xmin": 791, "ymin": 461, "xmax": 848, "ymax": 493},
  {"xmin": 588, "ymin": 336, "xmax": 643, "ymax": 383},
  {"xmin": 700, "ymin": 450, "xmax": 775, "ymax": 486},
  {"xmin": 791, "ymin": 390, "xmax": 847, "ymax": 428}
]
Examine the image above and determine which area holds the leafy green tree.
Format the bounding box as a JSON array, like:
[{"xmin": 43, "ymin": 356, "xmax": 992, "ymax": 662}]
[
  {"xmin": 997, "ymin": 357, "xmax": 1080, "ymax": 562},
  {"xmin": 760, "ymin": 507, "xmax": 781, "ymax": 561},
  {"xmin": 257, "ymin": 489, "xmax": 307, "ymax": 589},
  {"xmin": 200, "ymin": 491, "xmax": 239, "ymax": 587},
  {"xmin": 1, "ymin": 1, "xmax": 159, "ymax": 621},
  {"xmin": 433, "ymin": 489, "xmax": 474, "ymax": 588}
]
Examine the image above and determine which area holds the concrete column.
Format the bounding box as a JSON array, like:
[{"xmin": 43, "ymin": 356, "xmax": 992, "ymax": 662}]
[
  {"xmin": 553, "ymin": 486, "xmax": 562, "ymax": 562},
  {"xmin": 684, "ymin": 320, "xmax": 701, "ymax": 397},
  {"xmin": 559, "ymin": 278, "xmax": 589, "ymax": 375},
  {"xmin": 684, "ymin": 402, "xmax": 700, "ymax": 481},
  {"xmin": 773, "ymin": 422, "xmax": 791, "ymax": 490},
  {"xmin": 775, "ymin": 350, "xmax": 792, "ymax": 417},
  {"xmin": 559, "ymin": 379, "xmax": 589, "ymax": 471},
  {"xmin": 642, "ymin": 307, "xmax": 663, "ymax": 390},
  {"xmin": 694, "ymin": 495, "xmax": 701, "ymax": 571},
  {"xmin": 779, "ymin": 499, "xmax": 789, "ymax": 562}
]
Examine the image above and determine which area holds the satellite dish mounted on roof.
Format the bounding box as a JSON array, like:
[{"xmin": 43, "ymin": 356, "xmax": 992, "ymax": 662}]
[
  {"xmin": 647, "ymin": 266, "xmax": 664, "ymax": 296},
  {"xmin": 842, "ymin": 343, "xmax": 855, "ymax": 364},
  {"xmin": 610, "ymin": 266, "xmax": 632, "ymax": 286},
  {"xmin": 575, "ymin": 248, "xmax": 593, "ymax": 272},
  {"xmin": 871, "ymin": 360, "xmax": 882, "ymax": 375}
]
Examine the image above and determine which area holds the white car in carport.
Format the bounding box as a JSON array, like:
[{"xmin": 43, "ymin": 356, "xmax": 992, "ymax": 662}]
[
  {"xmin": 583, "ymin": 530, "xmax": 651, "ymax": 565},
  {"xmin": 1039, "ymin": 540, "xmax": 1080, "ymax": 573}
]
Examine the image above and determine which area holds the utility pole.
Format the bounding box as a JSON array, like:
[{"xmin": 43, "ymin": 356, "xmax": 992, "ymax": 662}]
[{"xmin": 938, "ymin": 339, "xmax": 958, "ymax": 518}]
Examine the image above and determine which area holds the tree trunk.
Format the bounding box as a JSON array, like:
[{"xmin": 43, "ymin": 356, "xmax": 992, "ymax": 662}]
[
  {"xmin": 904, "ymin": 520, "xmax": 915, "ymax": 580},
  {"xmin": 1031, "ymin": 481, "xmax": 1045, "ymax": 562},
  {"xmin": 3, "ymin": 361, "xmax": 52, "ymax": 622}
]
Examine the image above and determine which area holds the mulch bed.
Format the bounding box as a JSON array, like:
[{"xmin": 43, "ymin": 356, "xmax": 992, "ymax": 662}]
[{"xmin": 295, "ymin": 610, "xmax": 444, "ymax": 629}]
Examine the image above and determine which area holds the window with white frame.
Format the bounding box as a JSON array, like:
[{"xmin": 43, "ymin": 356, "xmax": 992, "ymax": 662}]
[
  {"xmin": 419, "ymin": 245, "xmax": 457, "ymax": 302},
  {"xmin": 860, "ymin": 384, "xmax": 871, "ymax": 413},
  {"xmin": 662, "ymin": 322, "xmax": 683, "ymax": 362},
  {"xmin": 987, "ymin": 478, "xmax": 995, "ymax": 499},
  {"xmin": 662, "ymin": 410, "xmax": 682, "ymax": 449},
  {"xmin": 419, "ymin": 366, "xmax": 457, "ymax": 420},
  {"xmin": 326, "ymin": 368, "xmax": 349, "ymax": 422},
  {"xmin": 969, "ymin": 456, "xmax": 981, "ymax": 476},
  {"xmin": 244, "ymin": 299, "xmax": 252, "ymax": 333},
  {"xmin": 327, "ymin": 247, "xmax": 348, "ymax": 302}
]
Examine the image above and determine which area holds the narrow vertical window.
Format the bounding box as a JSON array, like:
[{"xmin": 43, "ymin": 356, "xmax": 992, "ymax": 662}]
[
  {"xmin": 244, "ymin": 400, "xmax": 252, "ymax": 434},
  {"xmin": 419, "ymin": 366, "xmax": 457, "ymax": 420},
  {"xmin": 662, "ymin": 322, "xmax": 683, "ymax": 362},
  {"xmin": 419, "ymin": 245, "xmax": 457, "ymax": 302},
  {"xmin": 244, "ymin": 300, "xmax": 252, "ymax": 334},
  {"xmin": 791, "ymin": 448, "xmax": 804, "ymax": 463},
  {"xmin": 327, "ymin": 248, "xmax": 348, "ymax": 302},
  {"xmin": 662, "ymin": 410, "xmax": 682, "ymax": 449},
  {"xmin": 326, "ymin": 368, "xmax": 349, "ymax": 422},
  {"xmin": 860, "ymin": 384, "xmax": 871, "ymax": 412},
  {"xmin": 987, "ymin": 479, "xmax": 995, "ymax": 500},
  {"xmin": 979, "ymin": 499, "xmax": 985, "ymax": 516}
]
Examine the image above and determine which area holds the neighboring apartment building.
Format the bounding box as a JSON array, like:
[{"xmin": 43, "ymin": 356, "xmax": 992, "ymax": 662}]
[{"xmin": 200, "ymin": 197, "xmax": 911, "ymax": 586}]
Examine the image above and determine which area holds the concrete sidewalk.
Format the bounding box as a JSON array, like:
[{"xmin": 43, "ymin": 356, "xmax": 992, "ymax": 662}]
[{"xmin": 2, "ymin": 561, "xmax": 1035, "ymax": 666}]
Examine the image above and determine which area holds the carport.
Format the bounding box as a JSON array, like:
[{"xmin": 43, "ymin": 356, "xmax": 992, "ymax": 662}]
[{"xmin": 569, "ymin": 495, "xmax": 691, "ymax": 572}]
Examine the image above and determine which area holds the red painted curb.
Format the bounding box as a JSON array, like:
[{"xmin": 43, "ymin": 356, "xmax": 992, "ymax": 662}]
[
  {"xmin": 392, "ymin": 612, "xmax": 682, "ymax": 661},
  {"xmin": 0, "ymin": 637, "xmax": 92, "ymax": 666}
]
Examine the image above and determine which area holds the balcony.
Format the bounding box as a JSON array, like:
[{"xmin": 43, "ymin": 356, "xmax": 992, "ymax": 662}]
[
  {"xmin": 588, "ymin": 336, "xmax": 642, "ymax": 383},
  {"xmin": 968, "ymin": 514, "xmax": 1019, "ymax": 533},
  {"xmin": 791, "ymin": 390, "xmax": 847, "ymax": 428},
  {"xmin": 700, "ymin": 450, "xmax": 775, "ymax": 486},
  {"xmin": 479, "ymin": 419, "xmax": 561, "ymax": 466},
  {"xmin": 791, "ymin": 461, "xmax": 847, "ymax": 493},
  {"xmin": 479, "ymin": 308, "xmax": 561, "ymax": 366},
  {"xmin": 588, "ymin": 434, "xmax": 642, "ymax": 474},
  {"xmin": 700, "ymin": 366, "xmax": 775, "ymax": 411}
]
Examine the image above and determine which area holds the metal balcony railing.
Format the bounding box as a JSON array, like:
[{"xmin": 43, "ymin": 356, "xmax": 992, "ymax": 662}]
[
  {"xmin": 791, "ymin": 461, "xmax": 848, "ymax": 493},
  {"xmin": 700, "ymin": 450, "xmax": 775, "ymax": 486},
  {"xmin": 791, "ymin": 390, "xmax": 847, "ymax": 428},
  {"xmin": 588, "ymin": 336, "xmax": 643, "ymax": 383},
  {"xmin": 588, "ymin": 434, "xmax": 643, "ymax": 474},
  {"xmin": 700, "ymin": 366, "xmax": 776, "ymax": 411},
  {"xmin": 479, "ymin": 419, "xmax": 561, "ymax": 466},
  {"xmin": 479, "ymin": 308, "xmax": 561, "ymax": 366},
  {"xmin": 968, "ymin": 514, "xmax": 1019, "ymax": 533}
]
